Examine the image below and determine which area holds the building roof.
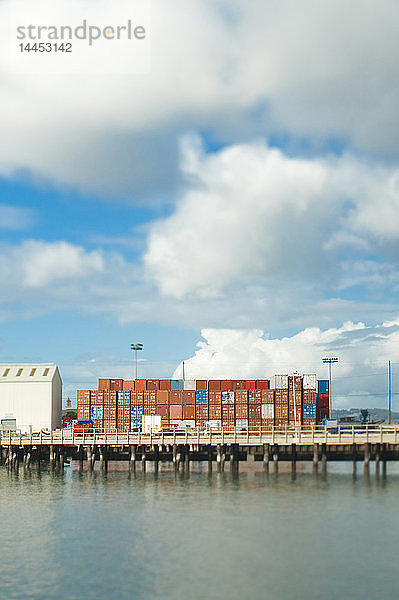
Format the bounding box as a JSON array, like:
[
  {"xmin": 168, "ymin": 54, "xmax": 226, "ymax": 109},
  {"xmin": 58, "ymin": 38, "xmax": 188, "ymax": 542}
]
[{"xmin": 0, "ymin": 364, "xmax": 60, "ymax": 383}]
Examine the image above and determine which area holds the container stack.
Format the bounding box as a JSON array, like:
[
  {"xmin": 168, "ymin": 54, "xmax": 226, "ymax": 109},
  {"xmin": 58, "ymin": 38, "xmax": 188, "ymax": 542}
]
[
  {"xmin": 272, "ymin": 375, "xmax": 289, "ymax": 429},
  {"xmin": 316, "ymin": 380, "xmax": 330, "ymax": 423},
  {"xmin": 302, "ymin": 374, "xmax": 317, "ymax": 429},
  {"xmin": 75, "ymin": 373, "xmax": 330, "ymax": 432}
]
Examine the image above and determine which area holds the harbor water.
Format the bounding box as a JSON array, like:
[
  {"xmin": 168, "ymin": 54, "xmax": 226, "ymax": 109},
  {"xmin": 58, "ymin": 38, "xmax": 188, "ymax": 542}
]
[{"xmin": 0, "ymin": 461, "xmax": 398, "ymax": 600}]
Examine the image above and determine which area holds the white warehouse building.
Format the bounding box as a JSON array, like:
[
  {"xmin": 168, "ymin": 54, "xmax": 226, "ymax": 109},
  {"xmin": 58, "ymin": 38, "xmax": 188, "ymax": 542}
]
[{"xmin": 0, "ymin": 364, "xmax": 62, "ymax": 433}]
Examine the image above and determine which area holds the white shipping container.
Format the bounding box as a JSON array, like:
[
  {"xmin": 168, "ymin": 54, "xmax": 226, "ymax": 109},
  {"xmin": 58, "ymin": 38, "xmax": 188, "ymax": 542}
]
[
  {"xmin": 142, "ymin": 414, "xmax": 161, "ymax": 433},
  {"xmin": 261, "ymin": 404, "xmax": 274, "ymax": 419},
  {"xmin": 270, "ymin": 374, "xmax": 289, "ymax": 389},
  {"xmin": 208, "ymin": 419, "xmax": 222, "ymax": 431},
  {"xmin": 221, "ymin": 391, "xmax": 235, "ymax": 404},
  {"xmin": 183, "ymin": 380, "xmax": 196, "ymax": 390},
  {"xmin": 303, "ymin": 374, "xmax": 317, "ymax": 390}
]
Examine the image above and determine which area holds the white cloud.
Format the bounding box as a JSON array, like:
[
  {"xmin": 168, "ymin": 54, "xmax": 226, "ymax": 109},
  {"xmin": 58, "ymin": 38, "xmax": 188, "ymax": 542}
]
[
  {"xmin": 144, "ymin": 139, "xmax": 399, "ymax": 299},
  {"xmin": 173, "ymin": 322, "xmax": 399, "ymax": 409},
  {"xmin": 0, "ymin": 1, "xmax": 398, "ymax": 196}
]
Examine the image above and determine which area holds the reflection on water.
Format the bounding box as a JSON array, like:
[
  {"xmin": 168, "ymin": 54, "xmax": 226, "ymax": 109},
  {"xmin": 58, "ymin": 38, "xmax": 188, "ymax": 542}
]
[{"xmin": 1, "ymin": 462, "xmax": 398, "ymax": 600}]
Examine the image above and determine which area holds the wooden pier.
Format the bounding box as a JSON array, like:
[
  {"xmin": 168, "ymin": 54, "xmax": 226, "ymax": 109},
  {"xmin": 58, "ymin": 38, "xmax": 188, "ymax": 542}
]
[{"xmin": 1, "ymin": 425, "xmax": 399, "ymax": 474}]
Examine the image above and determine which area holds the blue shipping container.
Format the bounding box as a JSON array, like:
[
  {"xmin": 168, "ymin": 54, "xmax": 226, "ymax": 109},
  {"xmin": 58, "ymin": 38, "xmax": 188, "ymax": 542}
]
[
  {"xmin": 195, "ymin": 390, "xmax": 209, "ymax": 404},
  {"xmin": 171, "ymin": 379, "xmax": 183, "ymax": 391},
  {"xmin": 90, "ymin": 405, "xmax": 104, "ymax": 420},
  {"xmin": 318, "ymin": 380, "xmax": 329, "ymax": 394},
  {"xmin": 131, "ymin": 405, "xmax": 144, "ymax": 416},
  {"xmin": 117, "ymin": 391, "xmax": 131, "ymax": 405},
  {"xmin": 303, "ymin": 404, "xmax": 316, "ymax": 419}
]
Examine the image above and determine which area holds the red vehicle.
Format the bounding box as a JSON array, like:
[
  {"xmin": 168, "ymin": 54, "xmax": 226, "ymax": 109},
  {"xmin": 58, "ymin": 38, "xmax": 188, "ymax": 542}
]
[{"xmin": 73, "ymin": 420, "xmax": 94, "ymax": 433}]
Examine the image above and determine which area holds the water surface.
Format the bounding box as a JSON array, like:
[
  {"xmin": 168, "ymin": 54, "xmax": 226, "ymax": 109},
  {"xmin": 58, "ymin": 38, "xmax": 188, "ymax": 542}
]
[{"xmin": 0, "ymin": 461, "xmax": 397, "ymax": 600}]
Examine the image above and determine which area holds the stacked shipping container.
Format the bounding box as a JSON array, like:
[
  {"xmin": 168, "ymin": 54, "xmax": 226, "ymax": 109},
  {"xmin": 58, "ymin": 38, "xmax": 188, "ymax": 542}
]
[{"xmin": 76, "ymin": 375, "xmax": 329, "ymax": 432}]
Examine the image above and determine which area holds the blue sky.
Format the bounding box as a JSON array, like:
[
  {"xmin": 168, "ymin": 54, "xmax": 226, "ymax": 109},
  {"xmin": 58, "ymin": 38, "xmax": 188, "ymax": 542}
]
[{"xmin": 1, "ymin": 0, "xmax": 399, "ymax": 408}]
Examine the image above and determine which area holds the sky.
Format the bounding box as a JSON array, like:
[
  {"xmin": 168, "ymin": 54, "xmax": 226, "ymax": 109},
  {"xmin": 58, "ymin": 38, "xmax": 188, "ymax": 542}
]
[{"xmin": 0, "ymin": 0, "xmax": 399, "ymax": 409}]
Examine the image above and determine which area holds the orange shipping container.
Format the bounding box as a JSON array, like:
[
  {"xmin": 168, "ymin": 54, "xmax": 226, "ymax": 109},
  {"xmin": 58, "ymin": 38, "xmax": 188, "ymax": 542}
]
[
  {"xmin": 235, "ymin": 404, "xmax": 248, "ymax": 418},
  {"xmin": 135, "ymin": 379, "xmax": 147, "ymax": 391},
  {"xmin": 104, "ymin": 406, "xmax": 117, "ymax": 419},
  {"xmin": 144, "ymin": 391, "xmax": 157, "ymax": 405},
  {"xmin": 103, "ymin": 391, "xmax": 117, "ymax": 405},
  {"xmin": 156, "ymin": 390, "xmax": 170, "ymax": 405},
  {"xmin": 232, "ymin": 380, "xmax": 245, "ymax": 390},
  {"xmin": 156, "ymin": 405, "xmax": 169, "ymax": 419},
  {"xmin": 98, "ymin": 378, "xmax": 110, "ymax": 391},
  {"xmin": 209, "ymin": 391, "xmax": 222, "ymax": 403},
  {"xmin": 91, "ymin": 390, "xmax": 104, "ymax": 404},
  {"xmin": 209, "ymin": 404, "xmax": 222, "ymax": 419},
  {"xmin": 123, "ymin": 380, "xmax": 135, "ymax": 391},
  {"xmin": 117, "ymin": 422, "xmax": 130, "ymax": 433},
  {"xmin": 103, "ymin": 420, "xmax": 117, "ymax": 432},
  {"xmin": 143, "ymin": 405, "xmax": 157, "ymax": 415},
  {"xmin": 77, "ymin": 405, "xmax": 90, "ymax": 420},
  {"xmin": 183, "ymin": 405, "xmax": 195, "ymax": 420},
  {"xmin": 235, "ymin": 390, "xmax": 248, "ymax": 402},
  {"xmin": 77, "ymin": 390, "xmax": 91, "ymax": 404},
  {"xmin": 131, "ymin": 391, "xmax": 144, "ymax": 405}
]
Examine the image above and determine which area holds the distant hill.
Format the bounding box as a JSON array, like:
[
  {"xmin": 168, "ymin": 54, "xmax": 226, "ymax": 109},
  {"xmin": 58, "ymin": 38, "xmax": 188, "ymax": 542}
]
[{"xmin": 333, "ymin": 408, "xmax": 399, "ymax": 424}]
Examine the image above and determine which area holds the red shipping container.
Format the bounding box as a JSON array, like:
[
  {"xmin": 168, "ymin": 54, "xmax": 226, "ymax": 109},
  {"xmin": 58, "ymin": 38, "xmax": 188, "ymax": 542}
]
[
  {"xmin": 249, "ymin": 404, "xmax": 261, "ymax": 418},
  {"xmin": 156, "ymin": 405, "xmax": 169, "ymax": 419},
  {"xmin": 135, "ymin": 379, "xmax": 147, "ymax": 391},
  {"xmin": 303, "ymin": 389, "xmax": 317, "ymax": 404},
  {"xmin": 170, "ymin": 390, "xmax": 182, "ymax": 404},
  {"xmin": 159, "ymin": 379, "xmax": 171, "ymax": 391},
  {"xmin": 235, "ymin": 390, "xmax": 248, "ymax": 402},
  {"xmin": 98, "ymin": 378, "xmax": 110, "ymax": 391},
  {"xmin": 275, "ymin": 389, "xmax": 289, "ymax": 402},
  {"xmin": 232, "ymin": 380, "xmax": 245, "ymax": 390},
  {"xmin": 235, "ymin": 404, "xmax": 248, "ymax": 418},
  {"xmin": 208, "ymin": 380, "xmax": 221, "ymax": 391},
  {"xmin": 143, "ymin": 405, "xmax": 157, "ymax": 415},
  {"xmin": 317, "ymin": 393, "xmax": 329, "ymax": 408},
  {"xmin": 123, "ymin": 380, "xmax": 135, "ymax": 391},
  {"xmin": 220, "ymin": 380, "xmax": 233, "ymax": 392},
  {"xmin": 182, "ymin": 390, "xmax": 195, "ymax": 404},
  {"xmin": 144, "ymin": 391, "xmax": 157, "ymax": 405},
  {"xmin": 147, "ymin": 379, "xmax": 160, "ymax": 391},
  {"xmin": 77, "ymin": 390, "xmax": 91, "ymax": 403},
  {"xmin": 110, "ymin": 379, "xmax": 124, "ymax": 392},
  {"xmin": 170, "ymin": 405, "xmax": 183, "ymax": 420},
  {"xmin": 222, "ymin": 405, "xmax": 235, "ymax": 420},
  {"xmin": 131, "ymin": 391, "xmax": 144, "ymax": 405},
  {"xmin": 196, "ymin": 380, "xmax": 208, "ymax": 390},
  {"xmin": 209, "ymin": 391, "xmax": 222, "ymax": 403},
  {"xmin": 262, "ymin": 389, "xmax": 275, "ymax": 403},
  {"xmin": 248, "ymin": 390, "xmax": 262, "ymax": 403},
  {"xmin": 317, "ymin": 406, "xmax": 329, "ymax": 421},
  {"xmin": 262, "ymin": 418, "xmax": 274, "ymax": 429},
  {"xmin": 183, "ymin": 405, "xmax": 195, "ymax": 420},
  {"xmin": 244, "ymin": 380, "xmax": 256, "ymax": 390},
  {"xmin": 256, "ymin": 380, "xmax": 270, "ymax": 390},
  {"xmin": 209, "ymin": 404, "xmax": 222, "ymax": 419},
  {"xmin": 196, "ymin": 404, "xmax": 208, "ymax": 419},
  {"xmin": 248, "ymin": 418, "xmax": 262, "ymax": 428},
  {"xmin": 77, "ymin": 405, "xmax": 90, "ymax": 420}
]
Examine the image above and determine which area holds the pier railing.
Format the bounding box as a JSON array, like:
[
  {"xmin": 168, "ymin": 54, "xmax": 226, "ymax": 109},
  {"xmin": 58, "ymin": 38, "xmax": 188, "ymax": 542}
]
[{"xmin": 1, "ymin": 424, "xmax": 399, "ymax": 447}]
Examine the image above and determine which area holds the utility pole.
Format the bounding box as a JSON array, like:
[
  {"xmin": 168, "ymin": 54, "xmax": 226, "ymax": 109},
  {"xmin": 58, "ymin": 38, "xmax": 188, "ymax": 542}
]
[
  {"xmin": 388, "ymin": 360, "xmax": 391, "ymax": 425},
  {"xmin": 322, "ymin": 357, "xmax": 338, "ymax": 418},
  {"xmin": 182, "ymin": 361, "xmax": 185, "ymax": 382}
]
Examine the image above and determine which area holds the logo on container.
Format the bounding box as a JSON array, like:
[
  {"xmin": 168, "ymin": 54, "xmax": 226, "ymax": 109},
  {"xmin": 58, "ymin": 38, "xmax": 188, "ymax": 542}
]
[{"xmin": 16, "ymin": 19, "xmax": 146, "ymax": 46}]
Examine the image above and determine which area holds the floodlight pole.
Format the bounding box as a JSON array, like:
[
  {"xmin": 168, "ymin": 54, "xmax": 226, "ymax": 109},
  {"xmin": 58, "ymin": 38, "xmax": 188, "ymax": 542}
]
[
  {"xmin": 131, "ymin": 343, "xmax": 143, "ymax": 379},
  {"xmin": 322, "ymin": 357, "xmax": 338, "ymax": 417}
]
